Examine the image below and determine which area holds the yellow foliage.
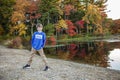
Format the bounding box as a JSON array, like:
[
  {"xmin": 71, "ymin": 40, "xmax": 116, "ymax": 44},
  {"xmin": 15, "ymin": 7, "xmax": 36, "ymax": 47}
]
[
  {"xmin": 82, "ymin": 4, "xmax": 102, "ymax": 25},
  {"xmin": 55, "ymin": 19, "xmax": 68, "ymax": 29},
  {"xmin": 94, "ymin": 25, "xmax": 103, "ymax": 35},
  {"xmin": 10, "ymin": 23, "xmax": 27, "ymax": 36}
]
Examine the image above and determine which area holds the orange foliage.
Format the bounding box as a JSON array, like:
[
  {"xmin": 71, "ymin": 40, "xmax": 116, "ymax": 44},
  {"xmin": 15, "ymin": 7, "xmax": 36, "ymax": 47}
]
[
  {"xmin": 111, "ymin": 19, "xmax": 120, "ymax": 34},
  {"xmin": 11, "ymin": 11, "xmax": 25, "ymax": 23},
  {"xmin": 14, "ymin": 0, "xmax": 30, "ymax": 11},
  {"xmin": 64, "ymin": 4, "xmax": 74, "ymax": 15},
  {"xmin": 11, "ymin": 0, "xmax": 30, "ymax": 24}
]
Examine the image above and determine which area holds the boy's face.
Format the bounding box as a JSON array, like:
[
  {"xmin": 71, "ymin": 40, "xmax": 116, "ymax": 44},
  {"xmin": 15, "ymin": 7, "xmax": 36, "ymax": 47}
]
[{"xmin": 37, "ymin": 26, "xmax": 43, "ymax": 31}]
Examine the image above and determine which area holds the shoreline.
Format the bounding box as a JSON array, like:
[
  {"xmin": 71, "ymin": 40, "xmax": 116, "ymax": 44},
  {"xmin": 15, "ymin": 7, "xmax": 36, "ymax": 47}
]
[{"xmin": 0, "ymin": 45, "xmax": 120, "ymax": 80}]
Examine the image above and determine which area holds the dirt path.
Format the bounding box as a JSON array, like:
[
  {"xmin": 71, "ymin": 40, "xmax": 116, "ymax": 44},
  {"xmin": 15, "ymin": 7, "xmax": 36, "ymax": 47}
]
[{"xmin": 0, "ymin": 45, "xmax": 120, "ymax": 80}]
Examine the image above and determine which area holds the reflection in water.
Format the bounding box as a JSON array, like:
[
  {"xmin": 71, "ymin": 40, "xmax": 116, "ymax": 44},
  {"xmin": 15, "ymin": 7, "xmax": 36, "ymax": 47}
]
[{"xmin": 44, "ymin": 41, "xmax": 120, "ymax": 70}]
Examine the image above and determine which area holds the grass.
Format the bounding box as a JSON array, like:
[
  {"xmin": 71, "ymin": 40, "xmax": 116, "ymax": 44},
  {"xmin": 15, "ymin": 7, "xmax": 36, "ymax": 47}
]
[{"xmin": 57, "ymin": 35, "xmax": 110, "ymax": 42}]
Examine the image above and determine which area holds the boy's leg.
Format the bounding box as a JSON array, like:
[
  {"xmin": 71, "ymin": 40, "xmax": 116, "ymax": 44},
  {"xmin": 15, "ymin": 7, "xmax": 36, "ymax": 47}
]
[
  {"xmin": 38, "ymin": 48, "xmax": 48, "ymax": 66},
  {"xmin": 23, "ymin": 48, "xmax": 36, "ymax": 69},
  {"xmin": 27, "ymin": 48, "xmax": 36, "ymax": 65}
]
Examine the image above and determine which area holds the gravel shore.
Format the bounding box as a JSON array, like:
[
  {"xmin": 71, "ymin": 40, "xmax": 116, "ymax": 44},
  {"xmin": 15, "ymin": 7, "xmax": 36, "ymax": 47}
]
[{"xmin": 0, "ymin": 45, "xmax": 120, "ymax": 80}]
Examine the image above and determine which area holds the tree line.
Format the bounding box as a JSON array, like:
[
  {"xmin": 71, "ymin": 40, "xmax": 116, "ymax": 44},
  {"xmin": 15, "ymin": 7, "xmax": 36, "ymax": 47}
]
[{"xmin": 0, "ymin": 0, "xmax": 119, "ymax": 39}]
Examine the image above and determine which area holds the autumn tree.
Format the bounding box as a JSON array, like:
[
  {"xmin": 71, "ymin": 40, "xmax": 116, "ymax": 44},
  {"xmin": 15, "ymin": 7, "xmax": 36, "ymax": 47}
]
[
  {"xmin": 110, "ymin": 19, "xmax": 120, "ymax": 34},
  {"xmin": 25, "ymin": 0, "xmax": 41, "ymax": 35},
  {"xmin": 75, "ymin": 20, "xmax": 85, "ymax": 34},
  {"xmin": 10, "ymin": 0, "xmax": 30, "ymax": 36},
  {"xmin": 63, "ymin": 0, "xmax": 84, "ymax": 20},
  {"xmin": 55, "ymin": 19, "xmax": 67, "ymax": 36},
  {"xmin": 65, "ymin": 20, "xmax": 77, "ymax": 36},
  {"xmin": 63, "ymin": 4, "xmax": 74, "ymax": 19},
  {"xmin": 82, "ymin": 3, "xmax": 105, "ymax": 35}
]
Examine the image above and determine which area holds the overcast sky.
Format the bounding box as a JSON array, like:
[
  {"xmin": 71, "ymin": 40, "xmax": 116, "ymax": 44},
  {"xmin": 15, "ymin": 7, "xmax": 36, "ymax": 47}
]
[{"xmin": 106, "ymin": 0, "xmax": 120, "ymax": 20}]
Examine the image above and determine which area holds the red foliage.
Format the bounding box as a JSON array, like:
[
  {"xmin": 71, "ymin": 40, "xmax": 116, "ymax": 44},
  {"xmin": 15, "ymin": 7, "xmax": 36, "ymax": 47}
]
[
  {"xmin": 26, "ymin": 1, "xmax": 41, "ymax": 20},
  {"xmin": 75, "ymin": 20, "xmax": 84, "ymax": 28},
  {"xmin": 49, "ymin": 36, "xmax": 56, "ymax": 42},
  {"xmin": 65, "ymin": 20, "xmax": 74, "ymax": 26},
  {"xmin": 68, "ymin": 44, "xmax": 78, "ymax": 59},
  {"xmin": 68, "ymin": 43, "xmax": 77, "ymax": 50},
  {"xmin": 77, "ymin": 48, "xmax": 86, "ymax": 58},
  {"xmin": 68, "ymin": 25, "xmax": 76, "ymax": 29},
  {"xmin": 46, "ymin": 36, "xmax": 56, "ymax": 45},
  {"xmin": 65, "ymin": 20, "xmax": 77, "ymax": 36},
  {"xmin": 67, "ymin": 29, "xmax": 77, "ymax": 36}
]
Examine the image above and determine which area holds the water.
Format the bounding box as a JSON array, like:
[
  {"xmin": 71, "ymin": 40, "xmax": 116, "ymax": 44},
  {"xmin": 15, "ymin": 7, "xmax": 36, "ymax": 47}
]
[
  {"xmin": 108, "ymin": 49, "xmax": 120, "ymax": 70},
  {"xmin": 44, "ymin": 41, "xmax": 120, "ymax": 71}
]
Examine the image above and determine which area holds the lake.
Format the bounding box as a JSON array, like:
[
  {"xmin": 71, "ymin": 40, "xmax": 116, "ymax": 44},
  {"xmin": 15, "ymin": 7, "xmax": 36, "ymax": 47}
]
[{"xmin": 44, "ymin": 40, "xmax": 120, "ymax": 71}]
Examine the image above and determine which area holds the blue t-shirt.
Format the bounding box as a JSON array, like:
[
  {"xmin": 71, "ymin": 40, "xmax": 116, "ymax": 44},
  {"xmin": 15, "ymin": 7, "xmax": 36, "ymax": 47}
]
[{"xmin": 31, "ymin": 31, "xmax": 46, "ymax": 50}]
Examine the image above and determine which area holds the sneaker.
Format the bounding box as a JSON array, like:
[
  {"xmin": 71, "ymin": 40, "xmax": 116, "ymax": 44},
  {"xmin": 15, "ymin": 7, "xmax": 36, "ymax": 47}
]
[
  {"xmin": 23, "ymin": 64, "xmax": 31, "ymax": 69},
  {"xmin": 43, "ymin": 66, "xmax": 49, "ymax": 71}
]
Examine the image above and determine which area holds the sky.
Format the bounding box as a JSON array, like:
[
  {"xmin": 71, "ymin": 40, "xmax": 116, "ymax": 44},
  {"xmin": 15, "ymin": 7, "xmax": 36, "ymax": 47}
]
[{"xmin": 106, "ymin": 0, "xmax": 120, "ymax": 20}]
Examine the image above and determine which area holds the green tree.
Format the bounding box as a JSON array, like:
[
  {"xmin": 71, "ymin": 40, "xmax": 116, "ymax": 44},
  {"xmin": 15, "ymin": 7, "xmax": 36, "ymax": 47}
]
[
  {"xmin": 69, "ymin": 10, "xmax": 85, "ymax": 23},
  {"xmin": 38, "ymin": 0, "xmax": 62, "ymax": 25},
  {"xmin": 0, "ymin": 0, "xmax": 15, "ymax": 33}
]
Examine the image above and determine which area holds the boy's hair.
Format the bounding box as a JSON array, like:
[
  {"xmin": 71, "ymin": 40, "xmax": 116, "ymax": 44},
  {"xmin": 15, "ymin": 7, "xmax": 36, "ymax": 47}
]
[{"xmin": 36, "ymin": 23, "xmax": 43, "ymax": 28}]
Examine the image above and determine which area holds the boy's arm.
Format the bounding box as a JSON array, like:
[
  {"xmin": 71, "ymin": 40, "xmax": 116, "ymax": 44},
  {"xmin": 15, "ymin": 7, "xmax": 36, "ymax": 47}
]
[
  {"xmin": 31, "ymin": 33, "xmax": 35, "ymax": 44},
  {"xmin": 41, "ymin": 33, "xmax": 46, "ymax": 48}
]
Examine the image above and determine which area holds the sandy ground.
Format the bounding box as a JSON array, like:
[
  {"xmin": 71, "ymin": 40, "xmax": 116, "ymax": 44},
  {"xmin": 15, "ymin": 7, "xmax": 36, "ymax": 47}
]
[{"xmin": 0, "ymin": 45, "xmax": 120, "ymax": 80}]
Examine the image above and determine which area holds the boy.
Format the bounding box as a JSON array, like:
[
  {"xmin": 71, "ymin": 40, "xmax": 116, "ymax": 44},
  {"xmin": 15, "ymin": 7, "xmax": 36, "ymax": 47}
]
[{"xmin": 23, "ymin": 23, "xmax": 49, "ymax": 71}]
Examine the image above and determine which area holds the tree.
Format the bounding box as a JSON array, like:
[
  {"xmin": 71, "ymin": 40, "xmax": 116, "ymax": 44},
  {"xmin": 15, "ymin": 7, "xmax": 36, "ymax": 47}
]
[
  {"xmin": 63, "ymin": 0, "xmax": 83, "ymax": 10},
  {"xmin": 11, "ymin": 0, "xmax": 30, "ymax": 24},
  {"xmin": 10, "ymin": 0, "xmax": 30, "ymax": 36},
  {"xmin": 38, "ymin": 0, "xmax": 60, "ymax": 25},
  {"xmin": 25, "ymin": 0, "xmax": 41, "ymax": 36},
  {"xmin": 69, "ymin": 10, "xmax": 85, "ymax": 23},
  {"xmin": 75, "ymin": 20, "xmax": 85, "ymax": 34},
  {"xmin": 0, "ymin": 0, "xmax": 16, "ymax": 33},
  {"xmin": 65, "ymin": 20, "xmax": 77, "ymax": 36},
  {"xmin": 43, "ymin": 23, "xmax": 55, "ymax": 36},
  {"xmin": 110, "ymin": 19, "xmax": 120, "ymax": 34},
  {"xmin": 62, "ymin": 0, "xmax": 84, "ymax": 20},
  {"xmin": 0, "ymin": 25, "xmax": 5, "ymax": 35},
  {"xmin": 63, "ymin": 4, "xmax": 74, "ymax": 19},
  {"xmin": 10, "ymin": 23, "xmax": 26, "ymax": 36},
  {"xmin": 82, "ymin": 4, "xmax": 103, "ymax": 35}
]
